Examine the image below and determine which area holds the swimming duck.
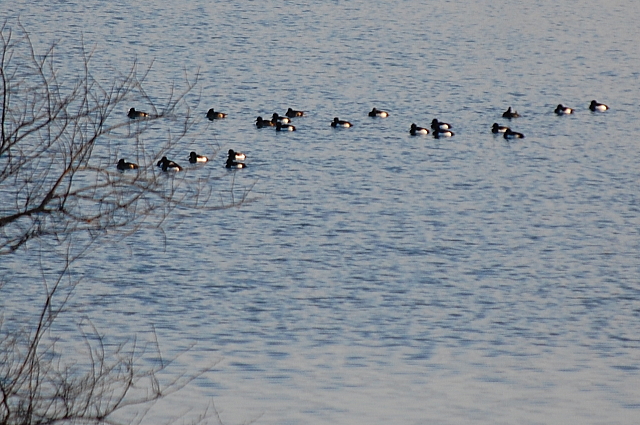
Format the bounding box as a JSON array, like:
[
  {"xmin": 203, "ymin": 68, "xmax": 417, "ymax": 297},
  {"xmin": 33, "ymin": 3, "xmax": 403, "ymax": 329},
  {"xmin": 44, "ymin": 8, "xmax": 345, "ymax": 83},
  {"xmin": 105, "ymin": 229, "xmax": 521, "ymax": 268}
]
[
  {"xmin": 189, "ymin": 152, "xmax": 209, "ymax": 163},
  {"xmin": 228, "ymin": 149, "xmax": 246, "ymax": 161},
  {"xmin": 206, "ymin": 108, "xmax": 227, "ymax": 120},
  {"xmin": 491, "ymin": 123, "xmax": 510, "ymax": 133},
  {"xmin": 431, "ymin": 119, "xmax": 452, "ymax": 130},
  {"xmin": 117, "ymin": 158, "xmax": 139, "ymax": 170},
  {"xmin": 226, "ymin": 157, "xmax": 247, "ymax": 169},
  {"xmin": 433, "ymin": 129, "xmax": 455, "ymax": 138},
  {"xmin": 271, "ymin": 113, "xmax": 291, "ymax": 124},
  {"xmin": 554, "ymin": 104, "xmax": 574, "ymax": 114},
  {"xmin": 331, "ymin": 117, "xmax": 352, "ymax": 128},
  {"xmin": 589, "ymin": 100, "xmax": 609, "ymax": 112},
  {"xmin": 368, "ymin": 107, "xmax": 389, "ymax": 117},
  {"xmin": 158, "ymin": 157, "xmax": 183, "ymax": 171},
  {"xmin": 256, "ymin": 116, "xmax": 275, "ymax": 128},
  {"xmin": 128, "ymin": 108, "xmax": 149, "ymax": 119},
  {"xmin": 503, "ymin": 128, "xmax": 525, "ymax": 139},
  {"xmin": 285, "ymin": 108, "xmax": 304, "ymax": 118},
  {"xmin": 410, "ymin": 123, "xmax": 429, "ymax": 135},
  {"xmin": 502, "ymin": 107, "xmax": 520, "ymax": 119},
  {"xmin": 276, "ymin": 122, "xmax": 296, "ymax": 131}
]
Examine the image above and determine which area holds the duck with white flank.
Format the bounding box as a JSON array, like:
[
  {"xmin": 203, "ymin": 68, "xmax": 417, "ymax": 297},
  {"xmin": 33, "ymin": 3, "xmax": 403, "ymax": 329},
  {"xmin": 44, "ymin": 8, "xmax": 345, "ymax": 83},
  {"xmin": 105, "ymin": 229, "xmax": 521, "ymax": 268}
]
[
  {"xmin": 117, "ymin": 158, "xmax": 139, "ymax": 170},
  {"xmin": 272, "ymin": 113, "xmax": 291, "ymax": 124},
  {"xmin": 189, "ymin": 152, "xmax": 209, "ymax": 163},
  {"xmin": 276, "ymin": 122, "xmax": 296, "ymax": 131},
  {"xmin": 256, "ymin": 116, "xmax": 275, "ymax": 128},
  {"xmin": 410, "ymin": 123, "xmax": 429, "ymax": 135},
  {"xmin": 157, "ymin": 156, "xmax": 183, "ymax": 171},
  {"xmin": 503, "ymin": 128, "xmax": 525, "ymax": 139},
  {"xmin": 225, "ymin": 156, "xmax": 247, "ymax": 169},
  {"xmin": 433, "ymin": 128, "xmax": 455, "ymax": 138},
  {"xmin": 206, "ymin": 108, "xmax": 227, "ymax": 120},
  {"xmin": 491, "ymin": 123, "xmax": 510, "ymax": 133},
  {"xmin": 554, "ymin": 104, "xmax": 574, "ymax": 114},
  {"xmin": 228, "ymin": 149, "xmax": 246, "ymax": 161},
  {"xmin": 431, "ymin": 119, "xmax": 452, "ymax": 130},
  {"xmin": 589, "ymin": 100, "xmax": 609, "ymax": 112},
  {"xmin": 331, "ymin": 117, "xmax": 352, "ymax": 128},
  {"xmin": 369, "ymin": 107, "xmax": 389, "ymax": 117},
  {"xmin": 285, "ymin": 108, "xmax": 304, "ymax": 118}
]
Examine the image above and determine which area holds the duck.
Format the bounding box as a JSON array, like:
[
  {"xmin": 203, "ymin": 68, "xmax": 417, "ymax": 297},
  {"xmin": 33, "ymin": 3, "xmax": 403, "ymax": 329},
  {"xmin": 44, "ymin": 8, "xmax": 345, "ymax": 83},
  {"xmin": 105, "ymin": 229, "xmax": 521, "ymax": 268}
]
[
  {"xmin": 589, "ymin": 100, "xmax": 609, "ymax": 112},
  {"xmin": 189, "ymin": 152, "xmax": 209, "ymax": 163},
  {"xmin": 554, "ymin": 104, "xmax": 574, "ymax": 114},
  {"xmin": 226, "ymin": 157, "xmax": 247, "ymax": 169},
  {"xmin": 256, "ymin": 116, "xmax": 275, "ymax": 128},
  {"xmin": 503, "ymin": 128, "xmax": 525, "ymax": 139},
  {"xmin": 368, "ymin": 107, "xmax": 389, "ymax": 117},
  {"xmin": 285, "ymin": 108, "xmax": 304, "ymax": 118},
  {"xmin": 502, "ymin": 107, "xmax": 520, "ymax": 119},
  {"xmin": 433, "ymin": 129, "xmax": 455, "ymax": 138},
  {"xmin": 431, "ymin": 119, "xmax": 452, "ymax": 131},
  {"xmin": 128, "ymin": 108, "xmax": 149, "ymax": 119},
  {"xmin": 158, "ymin": 157, "xmax": 183, "ymax": 171},
  {"xmin": 276, "ymin": 122, "xmax": 296, "ymax": 131},
  {"xmin": 228, "ymin": 149, "xmax": 246, "ymax": 161},
  {"xmin": 410, "ymin": 123, "xmax": 429, "ymax": 135},
  {"xmin": 331, "ymin": 117, "xmax": 352, "ymax": 128},
  {"xmin": 206, "ymin": 108, "xmax": 227, "ymax": 120},
  {"xmin": 491, "ymin": 123, "xmax": 510, "ymax": 133},
  {"xmin": 117, "ymin": 158, "xmax": 139, "ymax": 170},
  {"xmin": 271, "ymin": 113, "xmax": 291, "ymax": 124}
]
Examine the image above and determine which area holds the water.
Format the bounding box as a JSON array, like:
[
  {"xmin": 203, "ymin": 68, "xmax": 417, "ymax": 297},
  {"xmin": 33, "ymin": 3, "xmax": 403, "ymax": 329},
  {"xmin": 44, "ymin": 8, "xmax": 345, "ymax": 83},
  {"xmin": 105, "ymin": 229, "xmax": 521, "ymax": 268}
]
[{"xmin": 2, "ymin": 1, "xmax": 640, "ymax": 424}]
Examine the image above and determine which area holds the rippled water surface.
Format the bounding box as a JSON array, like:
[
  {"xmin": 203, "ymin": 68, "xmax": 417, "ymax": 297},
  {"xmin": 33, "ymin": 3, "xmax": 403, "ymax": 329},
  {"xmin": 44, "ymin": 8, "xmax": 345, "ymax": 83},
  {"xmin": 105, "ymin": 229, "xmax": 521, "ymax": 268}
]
[{"xmin": 3, "ymin": 1, "xmax": 640, "ymax": 424}]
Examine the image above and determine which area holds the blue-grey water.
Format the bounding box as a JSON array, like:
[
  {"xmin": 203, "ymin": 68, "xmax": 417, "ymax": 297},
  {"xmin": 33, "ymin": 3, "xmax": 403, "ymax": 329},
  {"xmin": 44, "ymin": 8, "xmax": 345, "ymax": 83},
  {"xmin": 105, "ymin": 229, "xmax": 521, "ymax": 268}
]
[{"xmin": 2, "ymin": 1, "xmax": 640, "ymax": 424}]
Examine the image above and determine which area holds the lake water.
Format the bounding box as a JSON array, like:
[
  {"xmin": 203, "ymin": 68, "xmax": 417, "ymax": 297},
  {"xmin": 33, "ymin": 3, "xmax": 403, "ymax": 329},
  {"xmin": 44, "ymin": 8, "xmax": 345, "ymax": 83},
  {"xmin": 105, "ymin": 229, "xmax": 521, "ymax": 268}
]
[{"xmin": 2, "ymin": 1, "xmax": 640, "ymax": 424}]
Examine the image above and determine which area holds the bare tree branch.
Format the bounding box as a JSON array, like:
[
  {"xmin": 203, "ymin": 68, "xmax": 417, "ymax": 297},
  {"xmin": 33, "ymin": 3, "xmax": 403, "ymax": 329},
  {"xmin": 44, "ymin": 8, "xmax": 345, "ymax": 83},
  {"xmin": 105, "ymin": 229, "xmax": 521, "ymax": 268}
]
[
  {"xmin": 1, "ymin": 19, "xmax": 253, "ymax": 425},
  {"xmin": 1, "ymin": 20, "xmax": 248, "ymax": 255}
]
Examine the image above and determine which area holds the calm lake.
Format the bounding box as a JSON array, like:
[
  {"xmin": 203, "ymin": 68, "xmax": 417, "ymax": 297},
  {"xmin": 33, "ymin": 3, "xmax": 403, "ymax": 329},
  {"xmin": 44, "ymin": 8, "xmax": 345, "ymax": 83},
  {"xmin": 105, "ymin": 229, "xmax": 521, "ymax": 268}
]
[{"xmin": 2, "ymin": 1, "xmax": 640, "ymax": 424}]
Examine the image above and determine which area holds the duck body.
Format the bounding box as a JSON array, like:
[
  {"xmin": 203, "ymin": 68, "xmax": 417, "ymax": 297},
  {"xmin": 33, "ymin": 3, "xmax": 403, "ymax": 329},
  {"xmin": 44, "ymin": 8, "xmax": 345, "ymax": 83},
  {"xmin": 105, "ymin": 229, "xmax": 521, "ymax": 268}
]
[
  {"xmin": 117, "ymin": 158, "xmax": 139, "ymax": 170},
  {"xmin": 503, "ymin": 128, "xmax": 525, "ymax": 139},
  {"xmin": 157, "ymin": 156, "xmax": 183, "ymax": 171},
  {"xmin": 189, "ymin": 152, "xmax": 209, "ymax": 163},
  {"xmin": 285, "ymin": 108, "xmax": 304, "ymax": 118},
  {"xmin": 228, "ymin": 149, "xmax": 246, "ymax": 161},
  {"xmin": 431, "ymin": 119, "xmax": 452, "ymax": 130},
  {"xmin": 272, "ymin": 113, "xmax": 291, "ymax": 124},
  {"xmin": 410, "ymin": 123, "xmax": 429, "ymax": 135},
  {"xmin": 492, "ymin": 123, "xmax": 510, "ymax": 133},
  {"xmin": 226, "ymin": 158, "xmax": 247, "ymax": 169},
  {"xmin": 433, "ymin": 129, "xmax": 455, "ymax": 138},
  {"xmin": 331, "ymin": 117, "xmax": 352, "ymax": 128},
  {"xmin": 256, "ymin": 116, "xmax": 275, "ymax": 128},
  {"xmin": 369, "ymin": 107, "xmax": 389, "ymax": 117},
  {"xmin": 555, "ymin": 104, "xmax": 574, "ymax": 114},
  {"xmin": 589, "ymin": 100, "xmax": 609, "ymax": 112},
  {"xmin": 276, "ymin": 122, "xmax": 296, "ymax": 131},
  {"xmin": 502, "ymin": 107, "xmax": 520, "ymax": 119},
  {"xmin": 128, "ymin": 107, "xmax": 149, "ymax": 119},
  {"xmin": 207, "ymin": 108, "xmax": 227, "ymax": 120}
]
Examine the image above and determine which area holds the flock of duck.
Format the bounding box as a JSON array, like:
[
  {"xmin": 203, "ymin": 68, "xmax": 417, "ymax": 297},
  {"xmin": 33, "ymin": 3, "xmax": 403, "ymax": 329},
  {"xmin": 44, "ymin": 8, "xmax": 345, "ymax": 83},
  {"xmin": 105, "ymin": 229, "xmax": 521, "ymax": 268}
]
[{"xmin": 118, "ymin": 100, "xmax": 609, "ymax": 172}]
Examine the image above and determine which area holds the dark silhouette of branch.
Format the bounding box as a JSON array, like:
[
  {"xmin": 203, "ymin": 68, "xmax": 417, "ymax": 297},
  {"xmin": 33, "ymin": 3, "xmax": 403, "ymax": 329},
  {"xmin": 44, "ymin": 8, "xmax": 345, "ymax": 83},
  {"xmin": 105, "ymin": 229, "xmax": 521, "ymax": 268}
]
[
  {"xmin": 0, "ymin": 20, "xmax": 246, "ymax": 255},
  {"xmin": 0, "ymin": 19, "xmax": 253, "ymax": 425}
]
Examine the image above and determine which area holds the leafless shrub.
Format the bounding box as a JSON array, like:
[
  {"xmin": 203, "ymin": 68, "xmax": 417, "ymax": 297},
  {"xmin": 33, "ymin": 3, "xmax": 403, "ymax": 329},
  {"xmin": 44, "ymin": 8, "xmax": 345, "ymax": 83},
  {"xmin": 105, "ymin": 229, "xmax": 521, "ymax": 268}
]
[
  {"xmin": 0, "ymin": 20, "xmax": 251, "ymax": 425},
  {"xmin": 0, "ymin": 263, "xmax": 218, "ymax": 425},
  {"xmin": 0, "ymin": 20, "xmax": 250, "ymax": 256}
]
